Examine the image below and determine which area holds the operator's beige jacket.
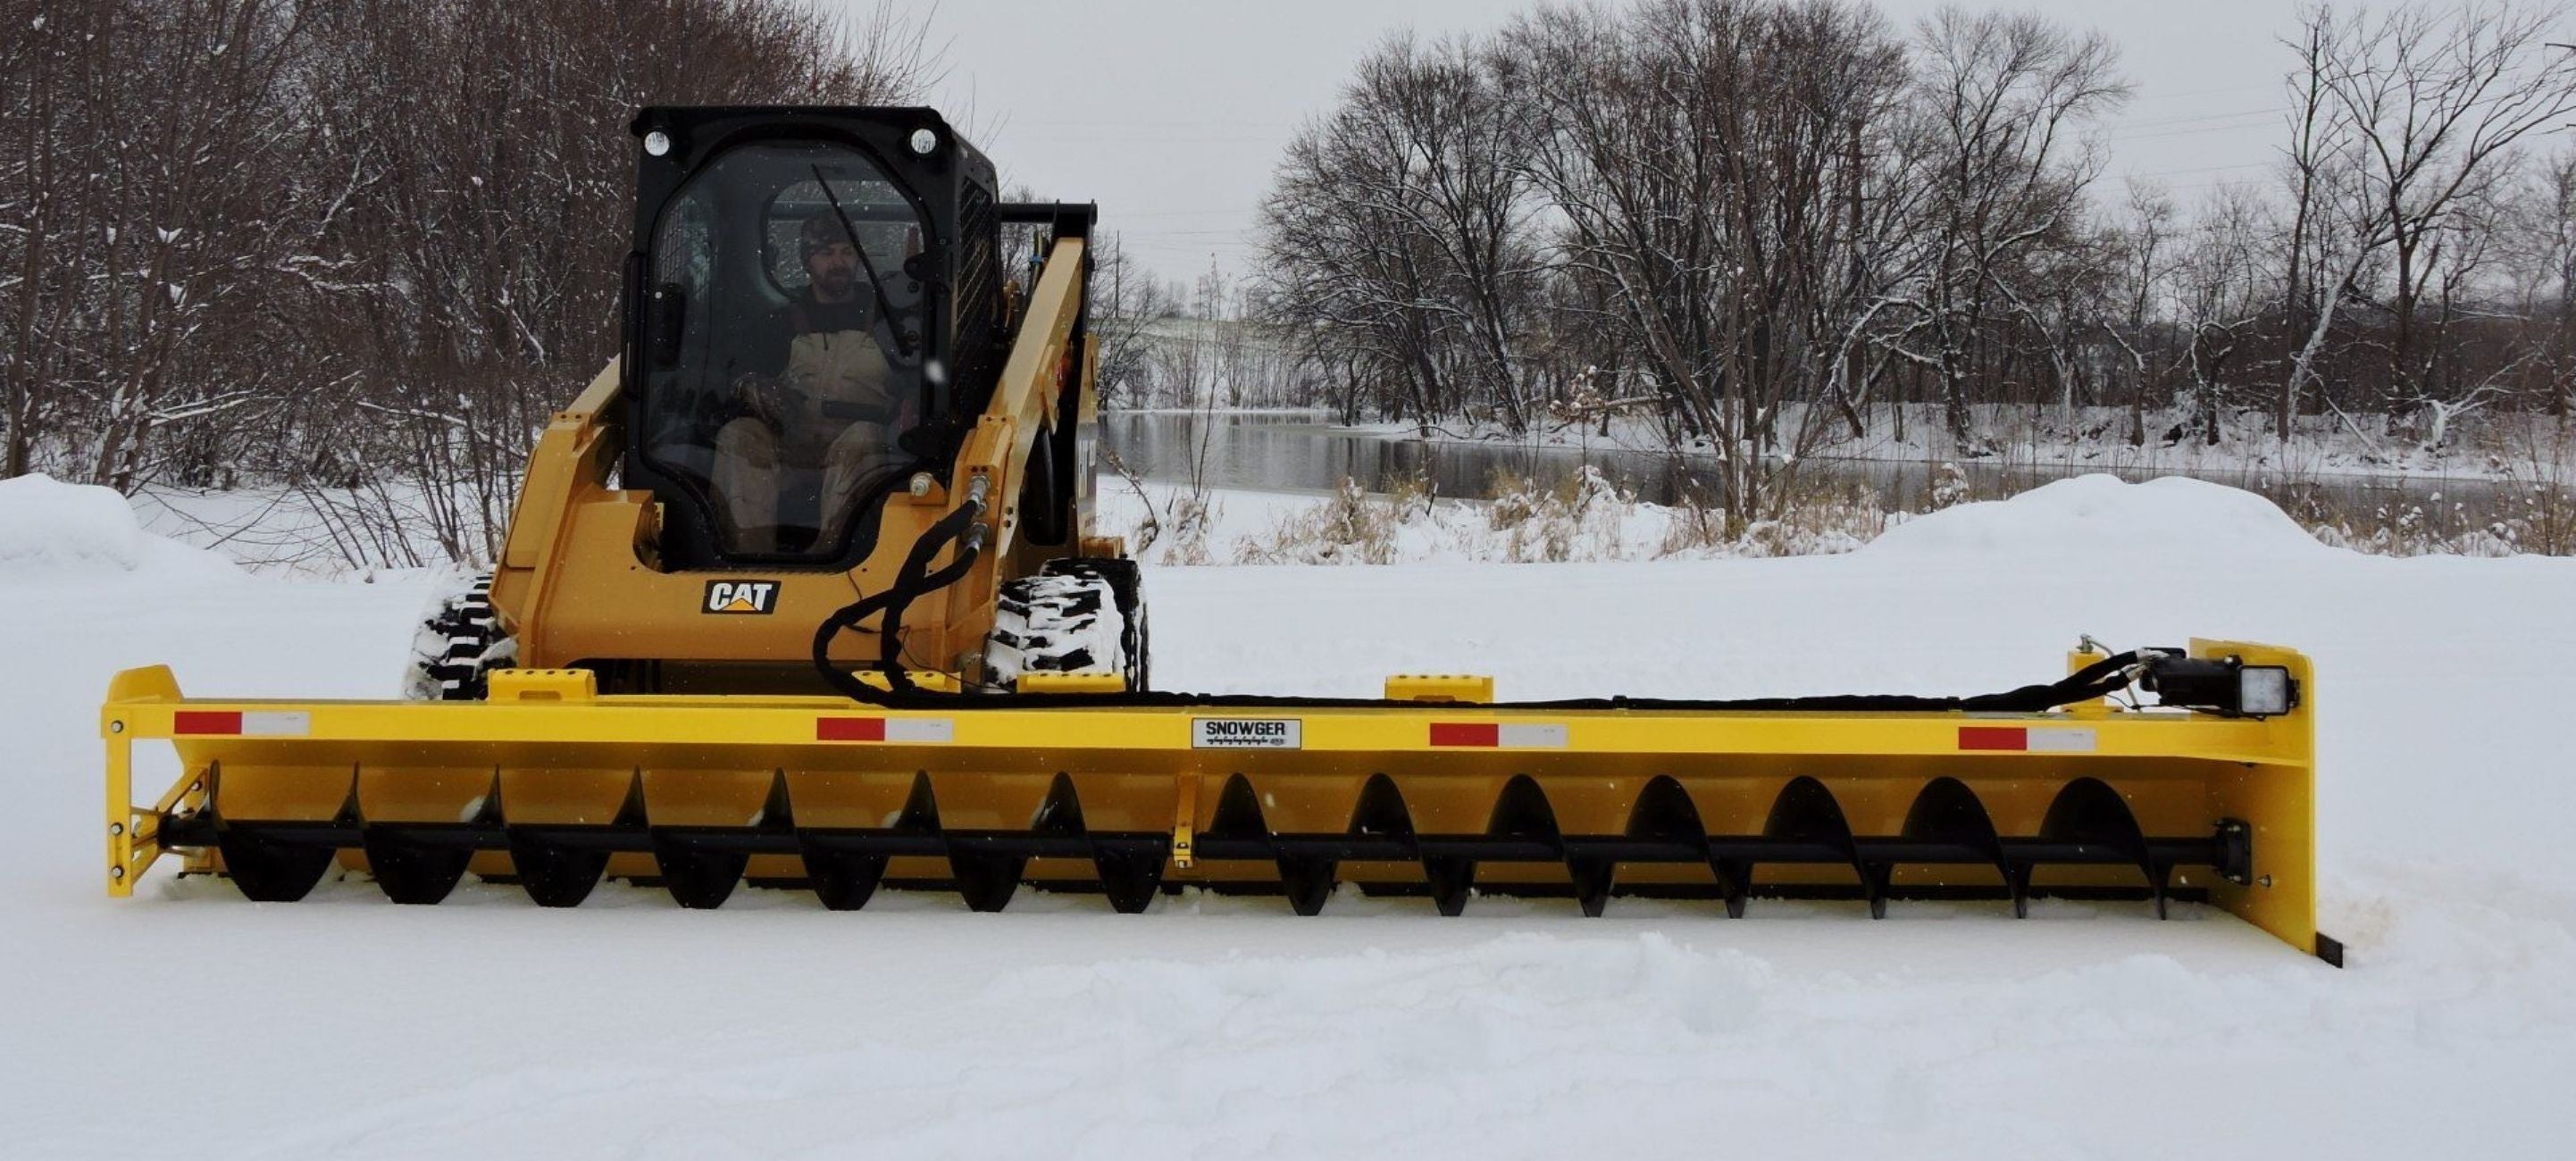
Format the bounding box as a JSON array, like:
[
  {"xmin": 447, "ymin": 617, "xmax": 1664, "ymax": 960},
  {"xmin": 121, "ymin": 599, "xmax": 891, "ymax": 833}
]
[{"xmin": 713, "ymin": 319, "xmax": 899, "ymax": 549}]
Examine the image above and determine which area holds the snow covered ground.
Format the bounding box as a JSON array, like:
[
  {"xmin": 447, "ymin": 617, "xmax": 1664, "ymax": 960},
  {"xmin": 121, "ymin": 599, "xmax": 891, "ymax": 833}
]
[{"xmin": 4, "ymin": 470, "xmax": 2573, "ymax": 1158}]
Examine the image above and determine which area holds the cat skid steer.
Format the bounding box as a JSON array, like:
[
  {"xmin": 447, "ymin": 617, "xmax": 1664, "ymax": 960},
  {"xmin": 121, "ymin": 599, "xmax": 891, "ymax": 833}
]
[{"xmin": 96, "ymin": 106, "xmax": 2340, "ymax": 965}]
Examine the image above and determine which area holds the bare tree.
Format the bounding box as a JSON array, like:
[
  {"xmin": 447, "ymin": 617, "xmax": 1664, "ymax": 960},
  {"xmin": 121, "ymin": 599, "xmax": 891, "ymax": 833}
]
[
  {"xmin": 2282, "ymin": 0, "xmax": 2576, "ymax": 449},
  {"xmin": 1891, "ymin": 7, "xmax": 2128, "ymax": 454},
  {"xmin": 1, "ymin": 0, "xmax": 328, "ymax": 490},
  {"xmin": 1505, "ymin": 0, "xmax": 1918, "ymax": 529},
  {"xmin": 1229, "ymin": 0, "xmax": 2576, "ymax": 489},
  {"xmin": 1087, "ymin": 233, "xmax": 1177, "ymax": 407},
  {"xmin": 1259, "ymin": 33, "xmax": 1545, "ymax": 432},
  {"xmin": 2509, "ymin": 150, "xmax": 2576, "ymax": 419},
  {"xmin": 0, "ymin": 0, "xmax": 934, "ymax": 566},
  {"xmin": 2170, "ymin": 187, "xmax": 2271, "ymax": 445},
  {"xmin": 2103, "ymin": 181, "xmax": 2175, "ymax": 446}
]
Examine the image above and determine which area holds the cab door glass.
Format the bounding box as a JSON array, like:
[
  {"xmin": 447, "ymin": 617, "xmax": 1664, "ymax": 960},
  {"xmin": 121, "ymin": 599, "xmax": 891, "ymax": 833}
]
[{"xmin": 637, "ymin": 141, "xmax": 929, "ymax": 563}]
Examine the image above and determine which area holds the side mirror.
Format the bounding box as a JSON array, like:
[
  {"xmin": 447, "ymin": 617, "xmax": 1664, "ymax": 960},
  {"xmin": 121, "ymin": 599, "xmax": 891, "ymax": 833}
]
[{"xmin": 646, "ymin": 282, "xmax": 686, "ymax": 368}]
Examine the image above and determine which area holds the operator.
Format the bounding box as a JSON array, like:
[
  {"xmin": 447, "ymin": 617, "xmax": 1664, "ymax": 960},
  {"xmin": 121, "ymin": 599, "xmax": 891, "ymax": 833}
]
[{"xmin": 713, "ymin": 213, "xmax": 905, "ymax": 551}]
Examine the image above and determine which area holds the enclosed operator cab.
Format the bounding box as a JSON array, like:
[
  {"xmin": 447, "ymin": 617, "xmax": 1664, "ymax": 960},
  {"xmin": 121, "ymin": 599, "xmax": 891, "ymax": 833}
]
[
  {"xmin": 622, "ymin": 106, "xmax": 1010, "ymax": 572},
  {"xmin": 455, "ymin": 105, "xmax": 1100, "ymax": 697}
]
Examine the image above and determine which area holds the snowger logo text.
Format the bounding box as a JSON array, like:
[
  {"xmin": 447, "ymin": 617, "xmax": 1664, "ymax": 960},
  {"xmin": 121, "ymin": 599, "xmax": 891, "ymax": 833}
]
[
  {"xmin": 703, "ymin": 580, "xmax": 780, "ymax": 615},
  {"xmin": 1192, "ymin": 718, "xmax": 1302, "ymax": 749}
]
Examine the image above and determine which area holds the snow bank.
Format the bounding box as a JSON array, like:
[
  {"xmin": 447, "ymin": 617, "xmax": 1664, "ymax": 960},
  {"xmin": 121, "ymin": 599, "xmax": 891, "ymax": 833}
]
[
  {"xmin": 0, "ymin": 474, "xmax": 239, "ymax": 580},
  {"xmin": 1865, "ymin": 472, "xmax": 2335, "ymax": 562}
]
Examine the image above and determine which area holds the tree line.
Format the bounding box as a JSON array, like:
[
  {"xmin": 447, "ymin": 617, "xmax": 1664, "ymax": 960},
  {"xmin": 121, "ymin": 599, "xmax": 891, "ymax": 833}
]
[
  {"xmin": 1252, "ymin": 0, "xmax": 2576, "ymax": 527},
  {"xmin": 0, "ymin": 0, "xmax": 932, "ymax": 559}
]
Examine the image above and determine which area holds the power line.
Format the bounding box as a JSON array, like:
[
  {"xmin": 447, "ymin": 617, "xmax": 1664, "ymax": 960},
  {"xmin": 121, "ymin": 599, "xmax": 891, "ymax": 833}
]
[
  {"xmin": 2110, "ymin": 104, "xmax": 2281, "ymax": 133},
  {"xmin": 2126, "ymin": 80, "xmax": 2281, "ymax": 104},
  {"xmin": 2125, "ymin": 160, "xmax": 2277, "ymax": 180},
  {"xmin": 1001, "ymin": 118, "xmax": 1300, "ymax": 130},
  {"xmin": 2108, "ymin": 114, "xmax": 2284, "ymax": 143}
]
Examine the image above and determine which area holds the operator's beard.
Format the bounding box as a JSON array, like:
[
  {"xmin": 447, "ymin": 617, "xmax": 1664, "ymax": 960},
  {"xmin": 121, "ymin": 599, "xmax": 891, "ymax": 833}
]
[{"xmin": 815, "ymin": 271, "xmax": 857, "ymax": 302}]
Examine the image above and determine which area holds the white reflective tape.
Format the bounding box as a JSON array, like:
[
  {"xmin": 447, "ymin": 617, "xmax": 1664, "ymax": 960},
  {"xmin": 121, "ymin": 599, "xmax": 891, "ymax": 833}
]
[
  {"xmin": 883, "ymin": 718, "xmax": 954, "ymax": 743},
  {"xmin": 1497, "ymin": 723, "xmax": 1568, "ymax": 748},
  {"xmin": 2026, "ymin": 728, "xmax": 2097, "ymax": 753},
  {"xmin": 239, "ymin": 711, "xmax": 311, "ymax": 737}
]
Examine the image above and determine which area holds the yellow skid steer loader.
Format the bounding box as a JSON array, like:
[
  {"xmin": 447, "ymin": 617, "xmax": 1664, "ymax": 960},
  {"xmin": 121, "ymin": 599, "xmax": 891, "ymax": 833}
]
[{"xmin": 97, "ymin": 107, "xmax": 2340, "ymax": 965}]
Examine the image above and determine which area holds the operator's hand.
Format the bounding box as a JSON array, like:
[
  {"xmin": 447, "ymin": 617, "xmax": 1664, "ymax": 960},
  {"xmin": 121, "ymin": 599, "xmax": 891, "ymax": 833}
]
[{"xmin": 733, "ymin": 372, "xmax": 790, "ymax": 428}]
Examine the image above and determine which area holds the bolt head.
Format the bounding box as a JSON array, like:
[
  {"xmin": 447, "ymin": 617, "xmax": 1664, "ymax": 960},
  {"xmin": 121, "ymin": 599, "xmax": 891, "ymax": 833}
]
[{"xmin": 109, "ymin": 823, "xmax": 124, "ymax": 837}]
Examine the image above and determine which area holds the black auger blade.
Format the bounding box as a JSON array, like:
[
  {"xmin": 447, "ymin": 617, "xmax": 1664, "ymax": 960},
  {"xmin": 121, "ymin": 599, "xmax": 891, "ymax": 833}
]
[{"xmin": 158, "ymin": 771, "xmax": 2253, "ymax": 923}]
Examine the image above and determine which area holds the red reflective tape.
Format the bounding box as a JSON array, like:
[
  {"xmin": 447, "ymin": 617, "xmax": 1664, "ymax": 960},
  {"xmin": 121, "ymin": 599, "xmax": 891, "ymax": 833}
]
[
  {"xmin": 816, "ymin": 717, "xmax": 887, "ymax": 742},
  {"xmin": 172, "ymin": 711, "xmax": 242, "ymax": 736},
  {"xmin": 1429, "ymin": 722, "xmax": 1499, "ymax": 748},
  {"xmin": 1958, "ymin": 726, "xmax": 2028, "ymax": 751}
]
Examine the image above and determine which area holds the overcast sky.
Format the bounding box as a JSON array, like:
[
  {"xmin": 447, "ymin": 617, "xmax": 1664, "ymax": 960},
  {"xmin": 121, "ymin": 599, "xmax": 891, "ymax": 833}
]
[{"xmin": 849, "ymin": 0, "xmax": 2371, "ymax": 284}]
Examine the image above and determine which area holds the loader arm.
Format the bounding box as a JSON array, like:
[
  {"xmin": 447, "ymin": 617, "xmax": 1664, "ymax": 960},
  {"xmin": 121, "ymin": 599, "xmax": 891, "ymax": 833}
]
[
  {"xmin": 488, "ymin": 361, "xmax": 625, "ymax": 667},
  {"xmin": 937, "ymin": 232, "xmax": 1096, "ymax": 660}
]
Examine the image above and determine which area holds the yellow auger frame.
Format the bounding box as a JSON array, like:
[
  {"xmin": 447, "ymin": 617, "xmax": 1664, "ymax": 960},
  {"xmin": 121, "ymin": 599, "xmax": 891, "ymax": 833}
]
[{"xmin": 102, "ymin": 640, "xmax": 2332, "ymax": 962}]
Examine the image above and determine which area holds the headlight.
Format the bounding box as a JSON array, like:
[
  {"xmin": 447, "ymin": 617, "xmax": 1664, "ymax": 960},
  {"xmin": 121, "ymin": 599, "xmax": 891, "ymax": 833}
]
[
  {"xmin": 2237, "ymin": 665, "xmax": 2294, "ymax": 716},
  {"xmin": 2143, "ymin": 656, "xmax": 2299, "ymax": 718}
]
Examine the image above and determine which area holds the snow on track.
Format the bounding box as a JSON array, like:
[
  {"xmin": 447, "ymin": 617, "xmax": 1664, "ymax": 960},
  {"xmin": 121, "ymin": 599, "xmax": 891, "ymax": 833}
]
[{"xmin": 3, "ymin": 474, "xmax": 2572, "ymax": 1158}]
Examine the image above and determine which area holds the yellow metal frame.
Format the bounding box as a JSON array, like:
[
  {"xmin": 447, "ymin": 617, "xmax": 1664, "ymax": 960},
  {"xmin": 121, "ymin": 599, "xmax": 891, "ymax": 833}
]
[{"xmin": 101, "ymin": 640, "xmax": 2323, "ymax": 956}]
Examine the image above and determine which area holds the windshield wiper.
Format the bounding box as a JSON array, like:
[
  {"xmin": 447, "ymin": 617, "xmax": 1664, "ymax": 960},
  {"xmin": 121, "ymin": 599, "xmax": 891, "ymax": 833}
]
[{"xmin": 810, "ymin": 164, "xmax": 916, "ymax": 361}]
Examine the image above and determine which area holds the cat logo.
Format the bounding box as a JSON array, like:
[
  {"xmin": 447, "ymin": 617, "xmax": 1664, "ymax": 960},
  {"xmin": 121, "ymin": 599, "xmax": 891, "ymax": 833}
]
[{"xmin": 703, "ymin": 580, "xmax": 781, "ymax": 615}]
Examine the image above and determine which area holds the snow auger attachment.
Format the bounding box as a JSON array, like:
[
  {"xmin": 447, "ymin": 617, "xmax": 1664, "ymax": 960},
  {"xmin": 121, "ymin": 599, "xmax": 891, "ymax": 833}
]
[{"xmin": 102, "ymin": 640, "xmax": 2335, "ymax": 963}]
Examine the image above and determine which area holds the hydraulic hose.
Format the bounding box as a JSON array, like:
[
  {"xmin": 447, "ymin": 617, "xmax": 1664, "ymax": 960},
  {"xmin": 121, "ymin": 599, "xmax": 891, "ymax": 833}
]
[
  {"xmin": 810, "ymin": 485, "xmax": 990, "ymax": 703},
  {"xmin": 812, "ymin": 492, "xmax": 2168, "ymax": 715}
]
